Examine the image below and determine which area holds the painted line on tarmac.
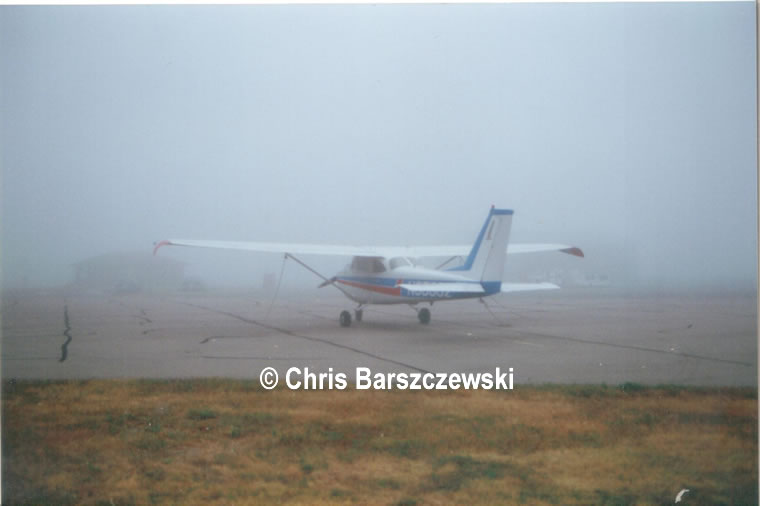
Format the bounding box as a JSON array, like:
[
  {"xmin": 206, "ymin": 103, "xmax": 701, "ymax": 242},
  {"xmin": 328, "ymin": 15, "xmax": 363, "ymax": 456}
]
[{"xmin": 183, "ymin": 302, "xmax": 432, "ymax": 374}]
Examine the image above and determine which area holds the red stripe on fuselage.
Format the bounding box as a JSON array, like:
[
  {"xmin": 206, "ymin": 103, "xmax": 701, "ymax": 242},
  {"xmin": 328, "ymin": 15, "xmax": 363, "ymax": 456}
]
[{"xmin": 337, "ymin": 279, "xmax": 401, "ymax": 296}]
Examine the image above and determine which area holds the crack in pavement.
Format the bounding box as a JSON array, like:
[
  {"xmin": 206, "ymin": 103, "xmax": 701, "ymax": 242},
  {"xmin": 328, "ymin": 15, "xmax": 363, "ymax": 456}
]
[
  {"xmin": 183, "ymin": 302, "xmax": 431, "ymax": 374},
  {"xmin": 60, "ymin": 305, "xmax": 72, "ymax": 363},
  {"xmin": 200, "ymin": 336, "xmax": 256, "ymax": 344},
  {"xmin": 132, "ymin": 314, "xmax": 152, "ymax": 325},
  {"xmin": 508, "ymin": 329, "xmax": 754, "ymax": 367}
]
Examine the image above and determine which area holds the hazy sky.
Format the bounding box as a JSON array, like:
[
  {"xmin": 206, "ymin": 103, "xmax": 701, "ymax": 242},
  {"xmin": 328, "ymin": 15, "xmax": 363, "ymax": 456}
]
[{"xmin": 1, "ymin": 4, "xmax": 756, "ymax": 290}]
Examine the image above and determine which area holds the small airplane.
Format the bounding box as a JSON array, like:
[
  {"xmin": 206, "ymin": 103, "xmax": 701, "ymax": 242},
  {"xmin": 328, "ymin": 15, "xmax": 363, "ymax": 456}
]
[{"xmin": 154, "ymin": 206, "xmax": 583, "ymax": 326}]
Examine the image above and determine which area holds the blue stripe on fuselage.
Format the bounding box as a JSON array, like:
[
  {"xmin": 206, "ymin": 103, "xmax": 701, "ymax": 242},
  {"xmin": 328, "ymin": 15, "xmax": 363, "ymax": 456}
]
[
  {"xmin": 337, "ymin": 276, "xmax": 500, "ymax": 298},
  {"xmin": 338, "ymin": 276, "xmax": 482, "ymax": 287}
]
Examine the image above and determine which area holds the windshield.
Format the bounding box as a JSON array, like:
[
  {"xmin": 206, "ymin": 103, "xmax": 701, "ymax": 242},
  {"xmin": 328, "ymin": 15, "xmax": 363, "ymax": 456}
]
[
  {"xmin": 389, "ymin": 257, "xmax": 412, "ymax": 270},
  {"xmin": 351, "ymin": 256, "xmax": 386, "ymax": 273}
]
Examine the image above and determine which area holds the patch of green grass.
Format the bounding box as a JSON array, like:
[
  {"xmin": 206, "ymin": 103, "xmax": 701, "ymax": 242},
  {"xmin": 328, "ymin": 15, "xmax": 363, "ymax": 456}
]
[
  {"xmin": 594, "ymin": 488, "xmax": 637, "ymax": 506},
  {"xmin": 148, "ymin": 490, "xmax": 181, "ymax": 504},
  {"xmin": 214, "ymin": 452, "xmax": 236, "ymax": 467},
  {"xmin": 322, "ymin": 429, "xmax": 344, "ymax": 442},
  {"xmin": 634, "ymin": 412, "xmax": 658, "ymax": 427},
  {"xmin": 529, "ymin": 383, "xmax": 616, "ymax": 398},
  {"xmin": 66, "ymin": 418, "xmax": 100, "ymax": 431},
  {"xmin": 105, "ymin": 411, "xmax": 139, "ymax": 435},
  {"xmin": 568, "ymin": 430, "xmax": 603, "ymax": 448},
  {"xmin": 143, "ymin": 466, "xmax": 167, "ymax": 481},
  {"xmin": 429, "ymin": 455, "xmax": 508, "ymax": 491},
  {"xmin": 220, "ymin": 411, "xmax": 281, "ymax": 438},
  {"xmin": 497, "ymin": 422, "xmax": 546, "ymax": 452},
  {"xmin": 377, "ymin": 478, "xmax": 401, "ymax": 490},
  {"xmin": 86, "ymin": 459, "xmax": 103, "ymax": 475},
  {"xmin": 133, "ymin": 435, "xmax": 166, "ymax": 452},
  {"xmin": 384, "ymin": 439, "xmax": 429, "ymax": 459},
  {"xmin": 3, "ymin": 425, "xmax": 41, "ymax": 453},
  {"xmin": 187, "ymin": 408, "xmax": 217, "ymax": 420},
  {"xmin": 619, "ymin": 382, "xmax": 646, "ymax": 393},
  {"xmin": 277, "ymin": 430, "xmax": 307, "ymax": 447},
  {"xmin": 330, "ymin": 488, "xmax": 349, "ymax": 498},
  {"xmin": 568, "ymin": 384, "xmax": 613, "ymax": 398},
  {"xmin": 3, "ymin": 485, "xmax": 79, "ymax": 506}
]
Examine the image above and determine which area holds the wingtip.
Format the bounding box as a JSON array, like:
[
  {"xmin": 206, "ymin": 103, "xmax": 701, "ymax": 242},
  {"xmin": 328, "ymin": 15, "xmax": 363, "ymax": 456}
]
[
  {"xmin": 153, "ymin": 240, "xmax": 171, "ymax": 256},
  {"xmin": 560, "ymin": 247, "xmax": 585, "ymax": 258}
]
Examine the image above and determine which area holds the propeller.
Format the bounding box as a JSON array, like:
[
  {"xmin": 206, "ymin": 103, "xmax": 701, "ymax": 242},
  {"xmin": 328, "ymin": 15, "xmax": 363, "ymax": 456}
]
[{"xmin": 318, "ymin": 276, "xmax": 337, "ymax": 288}]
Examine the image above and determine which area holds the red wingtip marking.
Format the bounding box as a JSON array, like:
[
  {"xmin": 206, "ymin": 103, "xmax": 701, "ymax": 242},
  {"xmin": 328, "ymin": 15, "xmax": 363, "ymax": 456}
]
[
  {"xmin": 153, "ymin": 240, "xmax": 170, "ymax": 256},
  {"xmin": 561, "ymin": 247, "xmax": 585, "ymax": 258}
]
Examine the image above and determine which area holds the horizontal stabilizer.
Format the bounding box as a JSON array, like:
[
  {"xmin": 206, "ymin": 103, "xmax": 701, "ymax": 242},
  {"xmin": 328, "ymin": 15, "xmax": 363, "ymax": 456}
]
[
  {"xmin": 508, "ymin": 244, "xmax": 584, "ymax": 257},
  {"xmin": 501, "ymin": 282, "xmax": 560, "ymax": 293},
  {"xmin": 396, "ymin": 244, "xmax": 585, "ymax": 258}
]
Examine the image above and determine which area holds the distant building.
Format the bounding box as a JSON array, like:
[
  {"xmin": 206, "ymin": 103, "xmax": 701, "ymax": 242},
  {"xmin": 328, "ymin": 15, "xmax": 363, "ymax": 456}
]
[{"xmin": 71, "ymin": 252, "xmax": 185, "ymax": 293}]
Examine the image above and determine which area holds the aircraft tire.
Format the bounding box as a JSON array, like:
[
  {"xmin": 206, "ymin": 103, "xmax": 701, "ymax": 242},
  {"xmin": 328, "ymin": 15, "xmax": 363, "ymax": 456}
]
[
  {"xmin": 418, "ymin": 308, "xmax": 431, "ymax": 325},
  {"xmin": 355, "ymin": 309, "xmax": 363, "ymax": 322},
  {"xmin": 340, "ymin": 310, "xmax": 352, "ymax": 327}
]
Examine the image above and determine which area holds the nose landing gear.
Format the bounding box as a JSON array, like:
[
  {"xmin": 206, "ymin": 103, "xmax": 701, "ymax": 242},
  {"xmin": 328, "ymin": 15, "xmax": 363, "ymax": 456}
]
[{"xmin": 340, "ymin": 306, "xmax": 364, "ymax": 327}]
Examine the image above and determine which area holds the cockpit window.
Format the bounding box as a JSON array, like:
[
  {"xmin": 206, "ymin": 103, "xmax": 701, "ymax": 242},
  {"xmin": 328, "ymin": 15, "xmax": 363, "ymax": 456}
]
[
  {"xmin": 351, "ymin": 256, "xmax": 386, "ymax": 273},
  {"xmin": 371, "ymin": 258, "xmax": 386, "ymax": 273},
  {"xmin": 389, "ymin": 257, "xmax": 411, "ymax": 270},
  {"xmin": 351, "ymin": 257, "xmax": 368, "ymax": 272}
]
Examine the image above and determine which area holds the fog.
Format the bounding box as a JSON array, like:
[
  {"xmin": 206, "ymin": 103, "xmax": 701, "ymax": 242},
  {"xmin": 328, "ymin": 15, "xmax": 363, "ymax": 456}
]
[{"xmin": 1, "ymin": 4, "xmax": 756, "ymax": 293}]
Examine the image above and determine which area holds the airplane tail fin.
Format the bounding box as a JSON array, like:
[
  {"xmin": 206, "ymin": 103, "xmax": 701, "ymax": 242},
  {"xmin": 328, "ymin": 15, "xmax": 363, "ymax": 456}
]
[{"xmin": 448, "ymin": 207, "xmax": 513, "ymax": 285}]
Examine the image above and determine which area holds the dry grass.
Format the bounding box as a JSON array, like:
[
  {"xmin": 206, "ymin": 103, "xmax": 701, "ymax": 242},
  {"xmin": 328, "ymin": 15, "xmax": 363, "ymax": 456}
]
[{"xmin": 3, "ymin": 379, "xmax": 756, "ymax": 505}]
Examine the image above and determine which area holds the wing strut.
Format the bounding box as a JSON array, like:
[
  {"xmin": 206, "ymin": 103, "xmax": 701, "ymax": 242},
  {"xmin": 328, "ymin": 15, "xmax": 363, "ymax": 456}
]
[
  {"xmin": 284, "ymin": 253, "xmax": 330, "ymax": 283},
  {"xmin": 264, "ymin": 254, "xmax": 289, "ymax": 320},
  {"xmin": 283, "ymin": 253, "xmax": 352, "ymax": 298},
  {"xmin": 435, "ymin": 255, "xmax": 464, "ymax": 270}
]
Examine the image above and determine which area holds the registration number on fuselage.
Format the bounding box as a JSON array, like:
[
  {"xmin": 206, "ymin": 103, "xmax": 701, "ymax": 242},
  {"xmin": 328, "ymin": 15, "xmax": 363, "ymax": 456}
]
[{"xmin": 404, "ymin": 289, "xmax": 451, "ymax": 299}]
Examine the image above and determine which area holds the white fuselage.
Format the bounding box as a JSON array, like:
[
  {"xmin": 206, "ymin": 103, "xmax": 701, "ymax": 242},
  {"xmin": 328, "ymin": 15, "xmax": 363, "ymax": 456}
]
[{"xmin": 334, "ymin": 258, "xmax": 486, "ymax": 305}]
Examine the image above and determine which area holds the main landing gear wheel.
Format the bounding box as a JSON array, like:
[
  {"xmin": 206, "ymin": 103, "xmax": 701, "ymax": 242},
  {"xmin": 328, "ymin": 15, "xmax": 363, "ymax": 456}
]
[
  {"xmin": 418, "ymin": 307, "xmax": 431, "ymax": 325},
  {"xmin": 339, "ymin": 310, "xmax": 352, "ymax": 327},
  {"xmin": 355, "ymin": 309, "xmax": 363, "ymax": 322}
]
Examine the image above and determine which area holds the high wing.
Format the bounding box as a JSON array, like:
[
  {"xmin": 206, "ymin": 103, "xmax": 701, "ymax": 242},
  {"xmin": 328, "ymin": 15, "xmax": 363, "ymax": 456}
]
[
  {"xmin": 401, "ymin": 244, "xmax": 583, "ymax": 257},
  {"xmin": 153, "ymin": 239, "xmax": 583, "ymax": 258},
  {"xmin": 501, "ymin": 282, "xmax": 560, "ymax": 293},
  {"xmin": 152, "ymin": 239, "xmax": 387, "ymax": 257}
]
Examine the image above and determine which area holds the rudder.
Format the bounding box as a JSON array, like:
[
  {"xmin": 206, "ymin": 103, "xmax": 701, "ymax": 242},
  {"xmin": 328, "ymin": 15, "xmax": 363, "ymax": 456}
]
[{"xmin": 449, "ymin": 207, "xmax": 513, "ymax": 284}]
